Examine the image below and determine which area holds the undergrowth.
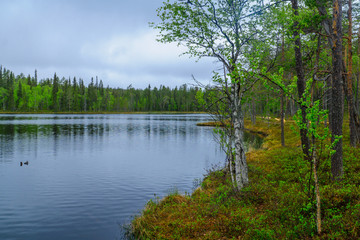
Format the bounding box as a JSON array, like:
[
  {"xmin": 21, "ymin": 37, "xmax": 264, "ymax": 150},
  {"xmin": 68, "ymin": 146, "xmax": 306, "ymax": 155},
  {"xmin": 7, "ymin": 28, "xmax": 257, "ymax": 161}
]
[{"xmin": 128, "ymin": 118, "xmax": 360, "ymax": 239}]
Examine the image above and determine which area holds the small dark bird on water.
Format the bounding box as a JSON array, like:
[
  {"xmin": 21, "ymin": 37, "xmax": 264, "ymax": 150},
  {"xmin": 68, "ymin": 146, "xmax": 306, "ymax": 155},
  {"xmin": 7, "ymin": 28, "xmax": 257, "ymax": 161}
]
[{"xmin": 20, "ymin": 161, "xmax": 29, "ymax": 166}]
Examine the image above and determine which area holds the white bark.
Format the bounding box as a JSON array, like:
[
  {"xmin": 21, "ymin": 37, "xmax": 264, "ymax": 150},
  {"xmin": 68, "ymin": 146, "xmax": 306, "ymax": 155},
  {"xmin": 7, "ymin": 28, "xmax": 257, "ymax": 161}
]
[
  {"xmin": 232, "ymin": 81, "xmax": 249, "ymax": 190},
  {"xmin": 228, "ymin": 151, "xmax": 237, "ymax": 189}
]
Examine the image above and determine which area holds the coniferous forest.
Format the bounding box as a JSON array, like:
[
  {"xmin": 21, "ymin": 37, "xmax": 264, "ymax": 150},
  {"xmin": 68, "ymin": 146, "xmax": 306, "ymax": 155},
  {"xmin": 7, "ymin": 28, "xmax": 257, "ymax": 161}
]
[
  {"xmin": 0, "ymin": 66, "xmax": 203, "ymax": 113},
  {"xmin": 0, "ymin": 66, "xmax": 292, "ymax": 118}
]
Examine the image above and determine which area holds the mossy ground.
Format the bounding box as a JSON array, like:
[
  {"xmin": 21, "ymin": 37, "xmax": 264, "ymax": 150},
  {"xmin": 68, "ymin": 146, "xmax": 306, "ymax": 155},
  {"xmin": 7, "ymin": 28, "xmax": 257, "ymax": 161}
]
[{"xmin": 129, "ymin": 118, "xmax": 360, "ymax": 239}]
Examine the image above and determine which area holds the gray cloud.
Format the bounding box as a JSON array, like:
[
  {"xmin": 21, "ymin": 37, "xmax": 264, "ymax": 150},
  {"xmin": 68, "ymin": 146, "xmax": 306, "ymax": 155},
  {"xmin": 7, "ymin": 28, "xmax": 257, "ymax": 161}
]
[{"xmin": 0, "ymin": 0, "xmax": 216, "ymax": 89}]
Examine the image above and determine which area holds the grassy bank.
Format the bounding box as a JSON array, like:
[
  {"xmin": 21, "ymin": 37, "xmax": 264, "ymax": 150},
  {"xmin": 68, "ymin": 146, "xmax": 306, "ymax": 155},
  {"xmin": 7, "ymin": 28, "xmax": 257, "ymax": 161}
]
[{"xmin": 129, "ymin": 118, "xmax": 360, "ymax": 239}]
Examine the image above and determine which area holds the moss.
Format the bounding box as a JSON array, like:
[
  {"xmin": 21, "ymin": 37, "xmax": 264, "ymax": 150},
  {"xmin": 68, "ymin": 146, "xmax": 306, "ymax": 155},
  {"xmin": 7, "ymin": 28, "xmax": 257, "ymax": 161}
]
[{"xmin": 130, "ymin": 118, "xmax": 360, "ymax": 239}]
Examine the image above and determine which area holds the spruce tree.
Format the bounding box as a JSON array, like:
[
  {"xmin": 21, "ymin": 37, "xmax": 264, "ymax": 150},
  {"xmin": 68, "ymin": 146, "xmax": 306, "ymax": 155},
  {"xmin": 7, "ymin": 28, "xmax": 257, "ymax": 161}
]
[
  {"xmin": 34, "ymin": 69, "xmax": 38, "ymax": 86},
  {"xmin": 0, "ymin": 65, "xmax": 3, "ymax": 88},
  {"xmin": 52, "ymin": 73, "xmax": 59, "ymax": 111},
  {"xmin": 7, "ymin": 73, "xmax": 15, "ymax": 111},
  {"xmin": 16, "ymin": 81, "xmax": 23, "ymax": 109}
]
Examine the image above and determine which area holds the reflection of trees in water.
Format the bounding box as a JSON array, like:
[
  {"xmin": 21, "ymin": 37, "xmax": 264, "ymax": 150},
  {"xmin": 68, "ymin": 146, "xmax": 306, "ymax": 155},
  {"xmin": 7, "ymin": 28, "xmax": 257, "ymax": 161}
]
[
  {"xmin": 124, "ymin": 120, "xmax": 202, "ymax": 142},
  {"xmin": 0, "ymin": 122, "xmax": 205, "ymax": 141},
  {"xmin": 0, "ymin": 125, "xmax": 15, "ymax": 162},
  {"xmin": 87, "ymin": 124, "xmax": 105, "ymax": 136},
  {"xmin": 0, "ymin": 115, "xmax": 208, "ymax": 163},
  {"xmin": 0, "ymin": 123, "xmax": 107, "ymax": 161},
  {"xmin": 0, "ymin": 124, "xmax": 110, "ymax": 137}
]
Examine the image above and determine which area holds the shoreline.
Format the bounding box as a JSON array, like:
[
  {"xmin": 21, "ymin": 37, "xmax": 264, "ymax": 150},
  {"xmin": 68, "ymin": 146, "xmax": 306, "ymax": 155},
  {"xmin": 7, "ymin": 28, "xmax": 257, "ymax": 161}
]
[
  {"xmin": 196, "ymin": 121, "xmax": 268, "ymax": 137},
  {"xmin": 129, "ymin": 118, "xmax": 360, "ymax": 239}
]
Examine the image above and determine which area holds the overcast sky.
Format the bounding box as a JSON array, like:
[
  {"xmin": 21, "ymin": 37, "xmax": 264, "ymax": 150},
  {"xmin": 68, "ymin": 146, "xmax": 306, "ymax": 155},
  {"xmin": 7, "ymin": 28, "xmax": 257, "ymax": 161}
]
[{"xmin": 0, "ymin": 0, "xmax": 216, "ymax": 89}]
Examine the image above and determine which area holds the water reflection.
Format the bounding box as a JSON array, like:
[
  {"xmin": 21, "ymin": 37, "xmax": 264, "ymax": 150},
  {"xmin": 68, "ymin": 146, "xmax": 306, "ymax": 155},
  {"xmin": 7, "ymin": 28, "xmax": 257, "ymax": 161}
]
[
  {"xmin": 0, "ymin": 114, "xmax": 223, "ymax": 240},
  {"xmin": 0, "ymin": 115, "xmax": 264, "ymax": 239},
  {"xmin": 0, "ymin": 114, "xmax": 215, "ymax": 162},
  {"xmin": 0, "ymin": 125, "xmax": 15, "ymax": 163},
  {"xmin": 0, "ymin": 115, "xmax": 262, "ymax": 165}
]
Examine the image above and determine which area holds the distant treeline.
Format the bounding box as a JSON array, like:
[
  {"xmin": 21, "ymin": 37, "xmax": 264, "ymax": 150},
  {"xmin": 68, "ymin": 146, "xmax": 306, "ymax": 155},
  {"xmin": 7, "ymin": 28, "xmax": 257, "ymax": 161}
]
[{"xmin": 0, "ymin": 66, "xmax": 202, "ymax": 112}]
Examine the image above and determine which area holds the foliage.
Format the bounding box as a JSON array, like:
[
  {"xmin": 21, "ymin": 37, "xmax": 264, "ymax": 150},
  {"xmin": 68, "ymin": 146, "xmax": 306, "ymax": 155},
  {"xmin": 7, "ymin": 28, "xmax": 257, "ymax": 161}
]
[{"xmin": 0, "ymin": 67, "xmax": 202, "ymax": 113}]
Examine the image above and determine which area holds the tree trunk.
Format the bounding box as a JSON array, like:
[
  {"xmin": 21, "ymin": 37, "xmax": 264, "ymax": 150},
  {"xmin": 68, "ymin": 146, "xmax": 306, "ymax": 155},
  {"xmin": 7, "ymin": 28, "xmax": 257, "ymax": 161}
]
[
  {"xmin": 344, "ymin": 0, "xmax": 360, "ymax": 147},
  {"xmin": 234, "ymin": 106, "xmax": 248, "ymax": 190},
  {"xmin": 232, "ymin": 80, "xmax": 248, "ymax": 190},
  {"xmin": 330, "ymin": 0, "xmax": 344, "ymax": 180},
  {"xmin": 316, "ymin": 0, "xmax": 333, "ymax": 130},
  {"xmin": 228, "ymin": 80, "xmax": 237, "ymax": 189},
  {"xmin": 292, "ymin": 0, "xmax": 310, "ymax": 160},
  {"xmin": 356, "ymin": 28, "xmax": 360, "ymax": 111},
  {"xmin": 227, "ymin": 136, "xmax": 236, "ymax": 189},
  {"xmin": 326, "ymin": 74, "xmax": 332, "ymax": 130},
  {"xmin": 323, "ymin": 89, "xmax": 328, "ymax": 128},
  {"xmin": 317, "ymin": 0, "xmax": 345, "ymax": 178},
  {"xmin": 312, "ymin": 143, "xmax": 322, "ymax": 235}
]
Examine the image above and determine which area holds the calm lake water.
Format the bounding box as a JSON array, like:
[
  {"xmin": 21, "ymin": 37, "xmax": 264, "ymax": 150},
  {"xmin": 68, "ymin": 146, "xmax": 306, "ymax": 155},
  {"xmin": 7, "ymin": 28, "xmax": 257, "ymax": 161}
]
[{"xmin": 0, "ymin": 114, "xmax": 227, "ymax": 240}]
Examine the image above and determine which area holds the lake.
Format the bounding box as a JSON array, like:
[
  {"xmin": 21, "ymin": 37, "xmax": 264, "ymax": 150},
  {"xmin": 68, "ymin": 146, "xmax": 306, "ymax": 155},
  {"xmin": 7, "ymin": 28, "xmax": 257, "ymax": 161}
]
[{"xmin": 0, "ymin": 114, "xmax": 226, "ymax": 240}]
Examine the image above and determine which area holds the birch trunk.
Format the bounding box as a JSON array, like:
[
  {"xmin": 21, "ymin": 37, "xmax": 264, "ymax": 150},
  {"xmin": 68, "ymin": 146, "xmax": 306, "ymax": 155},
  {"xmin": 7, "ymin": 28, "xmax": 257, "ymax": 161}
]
[
  {"xmin": 228, "ymin": 145, "xmax": 237, "ymax": 189},
  {"xmin": 232, "ymin": 81, "xmax": 248, "ymax": 190},
  {"xmin": 312, "ymin": 145, "xmax": 322, "ymax": 235}
]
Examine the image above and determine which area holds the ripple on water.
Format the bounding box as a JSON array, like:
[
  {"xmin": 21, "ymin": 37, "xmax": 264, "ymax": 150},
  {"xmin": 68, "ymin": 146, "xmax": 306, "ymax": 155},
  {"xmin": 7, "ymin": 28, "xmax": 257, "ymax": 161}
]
[{"xmin": 0, "ymin": 114, "xmax": 223, "ymax": 240}]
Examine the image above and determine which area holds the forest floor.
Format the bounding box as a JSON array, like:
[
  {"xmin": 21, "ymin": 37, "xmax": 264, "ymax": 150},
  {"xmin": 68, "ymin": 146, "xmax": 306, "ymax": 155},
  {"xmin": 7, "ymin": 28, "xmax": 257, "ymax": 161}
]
[{"xmin": 129, "ymin": 118, "xmax": 360, "ymax": 239}]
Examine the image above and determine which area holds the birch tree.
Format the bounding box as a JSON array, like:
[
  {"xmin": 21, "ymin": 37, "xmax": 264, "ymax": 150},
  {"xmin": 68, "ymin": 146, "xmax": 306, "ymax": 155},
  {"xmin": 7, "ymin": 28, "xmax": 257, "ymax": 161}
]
[{"xmin": 152, "ymin": 0, "xmax": 267, "ymax": 190}]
